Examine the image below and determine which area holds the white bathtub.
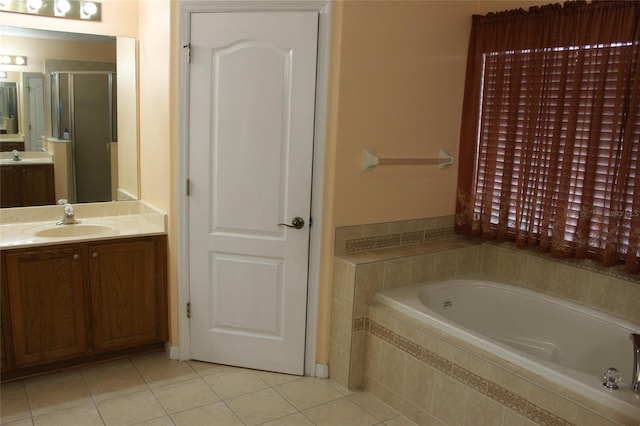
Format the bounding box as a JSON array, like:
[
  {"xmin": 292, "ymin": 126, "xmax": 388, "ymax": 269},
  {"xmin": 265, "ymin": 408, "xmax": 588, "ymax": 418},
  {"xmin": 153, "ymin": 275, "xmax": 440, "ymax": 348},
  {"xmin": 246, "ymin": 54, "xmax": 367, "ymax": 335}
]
[{"xmin": 374, "ymin": 278, "xmax": 640, "ymax": 419}]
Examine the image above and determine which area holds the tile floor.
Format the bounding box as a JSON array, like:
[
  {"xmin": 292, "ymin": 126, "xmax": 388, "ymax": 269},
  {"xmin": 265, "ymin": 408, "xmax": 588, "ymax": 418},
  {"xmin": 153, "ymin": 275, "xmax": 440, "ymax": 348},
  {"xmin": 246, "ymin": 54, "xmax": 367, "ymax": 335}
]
[{"xmin": 1, "ymin": 351, "xmax": 417, "ymax": 426}]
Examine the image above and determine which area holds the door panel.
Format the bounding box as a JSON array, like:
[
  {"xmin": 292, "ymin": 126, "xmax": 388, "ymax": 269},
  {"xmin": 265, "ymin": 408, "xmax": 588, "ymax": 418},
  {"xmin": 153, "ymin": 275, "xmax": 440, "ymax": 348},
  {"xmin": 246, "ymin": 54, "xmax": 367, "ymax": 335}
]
[
  {"xmin": 210, "ymin": 253, "xmax": 283, "ymax": 336},
  {"xmin": 189, "ymin": 11, "xmax": 318, "ymax": 375},
  {"xmin": 5, "ymin": 247, "xmax": 87, "ymax": 367},
  {"xmin": 212, "ymin": 41, "xmax": 290, "ymax": 234},
  {"xmin": 73, "ymin": 73, "xmax": 112, "ymax": 203}
]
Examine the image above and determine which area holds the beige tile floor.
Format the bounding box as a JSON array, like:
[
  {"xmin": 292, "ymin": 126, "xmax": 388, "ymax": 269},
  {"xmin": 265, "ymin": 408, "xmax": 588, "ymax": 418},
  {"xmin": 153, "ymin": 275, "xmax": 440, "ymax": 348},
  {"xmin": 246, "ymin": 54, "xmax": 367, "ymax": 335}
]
[{"xmin": 1, "ymin": 351, "xmax": 417, "ymax": 426}]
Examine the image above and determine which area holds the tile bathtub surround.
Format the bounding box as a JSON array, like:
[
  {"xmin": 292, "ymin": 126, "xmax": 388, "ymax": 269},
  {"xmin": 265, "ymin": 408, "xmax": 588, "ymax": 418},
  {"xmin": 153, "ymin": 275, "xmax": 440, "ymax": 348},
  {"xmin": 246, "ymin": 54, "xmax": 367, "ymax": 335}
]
[
  {"xmin": 0, "ymin": 352, "xmax": 418, "ymax": 426},
  {"xmin": 362, "ymin": 303, "xmax": 638, "ymax": 426},
  {"xmin": 481, "ymin": 242, "xmax": 640, "ymax": 325},
  {"xmin": 334, "ymin": 215, "xmax": 456, "ymax": 256},
  {"xmin": 329, "ymin": 228, "xmax": 639, "ymax": 394},
  {"xmin": 329, "ymin": 238, "xmax": 482, "ymax": 390}
]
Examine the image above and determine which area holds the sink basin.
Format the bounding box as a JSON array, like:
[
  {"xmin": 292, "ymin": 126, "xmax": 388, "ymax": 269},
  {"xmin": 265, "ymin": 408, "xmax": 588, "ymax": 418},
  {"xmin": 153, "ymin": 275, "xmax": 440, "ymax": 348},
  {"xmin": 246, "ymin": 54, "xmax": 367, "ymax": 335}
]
[{"xmin": 34, "ymin": 224, "xmax": 115, "ymax": 238}]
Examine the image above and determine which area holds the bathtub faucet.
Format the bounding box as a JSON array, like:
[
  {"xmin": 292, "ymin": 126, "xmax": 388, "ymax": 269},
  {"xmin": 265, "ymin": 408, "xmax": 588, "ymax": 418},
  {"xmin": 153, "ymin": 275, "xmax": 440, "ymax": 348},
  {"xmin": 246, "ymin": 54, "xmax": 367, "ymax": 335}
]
[{"xmin": 632, "ymin": 333, "xmax": 640, "ymax": 394}]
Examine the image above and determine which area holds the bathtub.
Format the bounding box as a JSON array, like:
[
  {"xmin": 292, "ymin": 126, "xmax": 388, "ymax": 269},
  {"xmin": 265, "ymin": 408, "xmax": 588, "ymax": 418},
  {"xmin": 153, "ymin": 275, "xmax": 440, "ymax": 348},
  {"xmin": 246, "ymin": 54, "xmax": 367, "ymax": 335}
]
[{"xmin": 374, "ymin": 278, "xmax": 640, "ymax": 420}]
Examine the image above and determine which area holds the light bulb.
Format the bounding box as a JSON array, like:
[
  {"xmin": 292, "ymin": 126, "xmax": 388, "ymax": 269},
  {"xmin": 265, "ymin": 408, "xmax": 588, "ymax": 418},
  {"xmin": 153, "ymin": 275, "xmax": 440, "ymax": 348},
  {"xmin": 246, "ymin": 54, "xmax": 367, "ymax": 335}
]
[
  {"xmin": 82, "ymin": 1, "xmax": 97, "ymax": 16},
  {"xmin": 55, "ymin": 0, "xmax": 71, "ymax": 14},
  {"xmin": 26, "ymin": 0, "xmax": 43, "ymax": 12}
]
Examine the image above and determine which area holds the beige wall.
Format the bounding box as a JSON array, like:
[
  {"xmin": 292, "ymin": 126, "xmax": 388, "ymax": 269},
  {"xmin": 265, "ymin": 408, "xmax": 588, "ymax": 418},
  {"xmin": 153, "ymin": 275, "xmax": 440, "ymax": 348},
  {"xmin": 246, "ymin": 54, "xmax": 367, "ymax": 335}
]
[
  {"xmin": 329, "ymin": 0, "xmax": 472, "ymax": 228},
  {"xmin": 317, "ymin": 0, "xmax": 475, "ymax": 365},
  {"xmin": 315, "ymin": 0, "xmax": 554, "ymax": 365},
  {"xmin": 116, "ymin": 37, "xmax": 139, "ymax": 200},
  {"xmin": 137, "ymin": 0, "xmax": 176, "ymax": 345},
  {"xmin": 0, "ymin": 36, "xmax": 116, "ymax": 75}
]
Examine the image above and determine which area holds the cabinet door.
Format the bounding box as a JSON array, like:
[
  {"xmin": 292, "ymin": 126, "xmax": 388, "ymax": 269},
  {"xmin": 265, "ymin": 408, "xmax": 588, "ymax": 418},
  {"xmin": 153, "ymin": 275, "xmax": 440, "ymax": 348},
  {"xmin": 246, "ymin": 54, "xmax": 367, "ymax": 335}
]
[
  {"xmin": 89, "ymin": 239, "xmax": 159, "ymax": 350},
  {"xmin": 5, "ymin": 246, "xmax": 88, "ymax": 367},
  {"xmin": 21, "ymin": 164, "xmax": 56, "ymax": 206},
  {"xmin": 0, "ymin": 167, "xmax": 19, "ymax": 207},
  {"xmin": 0, "ymin": 164, "xmax": 55, "ymax": 208}
]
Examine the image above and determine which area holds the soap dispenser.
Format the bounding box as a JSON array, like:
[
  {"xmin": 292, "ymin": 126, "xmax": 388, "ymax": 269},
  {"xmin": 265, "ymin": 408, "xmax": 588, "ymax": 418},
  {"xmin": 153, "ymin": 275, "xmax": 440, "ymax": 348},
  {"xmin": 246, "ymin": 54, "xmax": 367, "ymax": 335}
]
[{"xmin": 62, "ymin": 128, "xmax": 70, "ymax": 140}]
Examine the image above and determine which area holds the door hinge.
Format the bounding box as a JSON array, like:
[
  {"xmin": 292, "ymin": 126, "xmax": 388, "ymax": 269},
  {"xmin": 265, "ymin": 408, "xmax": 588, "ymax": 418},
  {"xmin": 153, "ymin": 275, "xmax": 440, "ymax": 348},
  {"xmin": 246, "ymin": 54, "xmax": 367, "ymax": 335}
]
[
  {"xmin": 183, "ymin": 43, "xmax": 191, "ymax": 63},
  {"xmin": 187, "ymin": 302, "xmax": 191, "ymax": 318},
  {"xmin": 186, "ymin": 179, "xmax": 191, "ymax": 196}
]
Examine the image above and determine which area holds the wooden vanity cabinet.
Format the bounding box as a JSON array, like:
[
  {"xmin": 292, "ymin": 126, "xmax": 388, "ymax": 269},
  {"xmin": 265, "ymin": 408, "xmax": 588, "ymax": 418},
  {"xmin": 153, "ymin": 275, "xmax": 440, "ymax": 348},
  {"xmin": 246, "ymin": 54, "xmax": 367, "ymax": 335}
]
[
  {"xmin": 0, "ymin": 164, "xmax": 56, "ymax": 208},
  {"xmin": 89, "ymin": 238, "xmax": 167, "ymax": 351},
  {"xmin": 4, "ymin": 245, "xmax": 89, "ymax": 367},
  {"xmin": 0, "ymin": 141, "xmax": 25, "ymax": 152},
  {"xmin": 0, "ymin": 235, "xmax": 167, "ymax": 377}
]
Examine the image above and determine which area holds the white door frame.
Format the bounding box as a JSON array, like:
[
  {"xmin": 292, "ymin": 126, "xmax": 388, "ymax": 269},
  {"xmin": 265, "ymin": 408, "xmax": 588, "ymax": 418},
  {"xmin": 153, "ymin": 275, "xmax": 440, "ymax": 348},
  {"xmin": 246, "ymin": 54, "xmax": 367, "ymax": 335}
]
[{"xmin": 177, "ymin": 0, "xmax": 331, "ymax": 377}]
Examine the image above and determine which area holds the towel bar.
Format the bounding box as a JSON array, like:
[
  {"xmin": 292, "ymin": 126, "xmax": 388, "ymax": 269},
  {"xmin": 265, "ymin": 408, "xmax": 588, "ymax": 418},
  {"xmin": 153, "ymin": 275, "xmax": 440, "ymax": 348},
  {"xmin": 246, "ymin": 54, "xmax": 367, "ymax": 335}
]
[{"xmin": 362, "ymin": 148, "xmax": 454, "ymax": 171}]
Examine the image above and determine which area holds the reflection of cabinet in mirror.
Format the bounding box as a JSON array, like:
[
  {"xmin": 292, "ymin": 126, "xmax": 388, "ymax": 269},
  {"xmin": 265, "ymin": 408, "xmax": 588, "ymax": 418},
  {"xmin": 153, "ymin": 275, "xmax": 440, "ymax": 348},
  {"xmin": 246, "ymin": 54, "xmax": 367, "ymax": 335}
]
[{"xmin": 0, "ymin": 163, "xmax": 55, "ymax": 208}]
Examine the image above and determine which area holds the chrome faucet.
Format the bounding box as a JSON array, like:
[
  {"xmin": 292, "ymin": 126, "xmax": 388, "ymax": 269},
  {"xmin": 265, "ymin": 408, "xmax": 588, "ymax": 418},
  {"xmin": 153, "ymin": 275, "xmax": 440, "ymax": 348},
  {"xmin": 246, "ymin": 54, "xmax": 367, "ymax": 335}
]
[
  {"xmin": 632, "ymin": 333, "xmax": 640, "ymax": 394},
  {"xmin": 56, "ymin": 199, "xmax": 79, "ymax": 225}
]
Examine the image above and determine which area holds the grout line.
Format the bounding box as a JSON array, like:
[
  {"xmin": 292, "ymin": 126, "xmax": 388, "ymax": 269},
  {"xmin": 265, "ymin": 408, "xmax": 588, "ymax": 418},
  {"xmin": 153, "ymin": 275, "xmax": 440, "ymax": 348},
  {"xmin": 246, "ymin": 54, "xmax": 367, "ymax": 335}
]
[
  {"xmin": 7, "ymin": 356, "xmax": 418, "ymax": 426},
  {"xmin": 365, "ymin": 317, "xmax": 576, "ymax": 426}
]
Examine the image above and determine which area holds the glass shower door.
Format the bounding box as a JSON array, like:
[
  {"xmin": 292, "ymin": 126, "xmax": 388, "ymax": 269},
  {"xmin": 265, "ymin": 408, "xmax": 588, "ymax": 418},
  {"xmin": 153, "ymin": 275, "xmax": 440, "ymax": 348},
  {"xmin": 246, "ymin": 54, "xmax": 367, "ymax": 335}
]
[{"xmin": 72, "ymin": 73, "xmax": 112, "ymax": 203}]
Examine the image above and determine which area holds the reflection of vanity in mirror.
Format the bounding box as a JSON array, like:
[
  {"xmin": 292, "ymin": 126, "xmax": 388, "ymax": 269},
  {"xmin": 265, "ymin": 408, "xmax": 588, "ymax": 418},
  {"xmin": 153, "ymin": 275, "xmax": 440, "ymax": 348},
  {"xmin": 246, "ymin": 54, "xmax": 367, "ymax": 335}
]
[{"xmin": 0, "ymin": 26, "xmax": 138, "ymax": 207}]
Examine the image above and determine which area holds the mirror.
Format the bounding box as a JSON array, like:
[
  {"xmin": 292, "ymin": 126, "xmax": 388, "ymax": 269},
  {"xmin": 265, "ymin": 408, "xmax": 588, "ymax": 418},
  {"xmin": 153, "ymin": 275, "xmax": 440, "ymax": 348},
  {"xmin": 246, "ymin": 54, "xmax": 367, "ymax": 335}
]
[
  {"xmin": 0, "ymin": 26, "xmax": 138, "ymax": 206},
  {"xmin": 0, "ymin": 82, "xmax": 18, "ymax": 134}
]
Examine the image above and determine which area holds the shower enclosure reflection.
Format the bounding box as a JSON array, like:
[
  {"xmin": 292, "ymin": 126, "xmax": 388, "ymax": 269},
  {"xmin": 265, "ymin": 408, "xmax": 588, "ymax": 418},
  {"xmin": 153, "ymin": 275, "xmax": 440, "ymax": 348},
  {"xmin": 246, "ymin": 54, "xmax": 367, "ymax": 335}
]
[
  {"xmin": 50, "ymin": 71, "xmax": 116, "ymax": 203},
  {"xmin": 0, "ymin": 82, "xmax": 19, "ymax": 135}
]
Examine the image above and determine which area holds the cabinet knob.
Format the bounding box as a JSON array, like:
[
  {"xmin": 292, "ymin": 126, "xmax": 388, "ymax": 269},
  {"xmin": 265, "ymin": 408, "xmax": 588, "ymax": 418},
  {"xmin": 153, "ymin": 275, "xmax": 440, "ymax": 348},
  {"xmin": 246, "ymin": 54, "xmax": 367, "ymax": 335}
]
[
  {"xmin": 73, "ymin": 254, "xmax": 80, "ymax": 260},
  {"xmin": 92, "ymin": 252, "xmax": 98, "ymax": 258}
]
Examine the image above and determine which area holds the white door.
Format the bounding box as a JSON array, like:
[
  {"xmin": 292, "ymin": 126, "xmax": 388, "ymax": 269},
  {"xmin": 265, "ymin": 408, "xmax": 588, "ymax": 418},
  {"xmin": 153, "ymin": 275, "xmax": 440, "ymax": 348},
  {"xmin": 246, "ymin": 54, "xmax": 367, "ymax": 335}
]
[
  {"xmin": 188, "ymin": 11, "xmax": 318, "ymax": 375},
  {"xmin": 25, "ymin": 74, "xmax": 44, "ymax": 151}
]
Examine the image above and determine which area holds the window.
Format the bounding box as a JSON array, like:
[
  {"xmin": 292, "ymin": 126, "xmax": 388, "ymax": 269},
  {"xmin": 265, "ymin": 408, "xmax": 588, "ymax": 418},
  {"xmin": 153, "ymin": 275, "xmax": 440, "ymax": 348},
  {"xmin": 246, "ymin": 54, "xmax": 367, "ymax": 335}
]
[{"xmin": 456, "ymin": 2, "xmax": 640, "ymax": 273}]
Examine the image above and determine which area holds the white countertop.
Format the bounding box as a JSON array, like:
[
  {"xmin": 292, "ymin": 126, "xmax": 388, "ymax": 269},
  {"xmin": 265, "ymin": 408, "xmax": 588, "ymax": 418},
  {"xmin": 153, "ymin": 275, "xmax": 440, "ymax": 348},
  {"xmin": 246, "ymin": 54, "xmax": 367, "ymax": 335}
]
[
  {"xmin": 0, "ymin": 151, "xmax": 53, "ymax": 165},
  {"xmin": 0, "ymin": 200, "xmax": 167, "ymax": 249},
  {"xmin": 0, "ymin": 136, "xmax": 25, "ymax": 143}
]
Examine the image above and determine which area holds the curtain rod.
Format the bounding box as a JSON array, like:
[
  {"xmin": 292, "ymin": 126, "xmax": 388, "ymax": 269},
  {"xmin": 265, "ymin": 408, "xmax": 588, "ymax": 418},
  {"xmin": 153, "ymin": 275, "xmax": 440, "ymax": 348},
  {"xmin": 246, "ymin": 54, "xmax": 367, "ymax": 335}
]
[{"xmin": 362, "ymin": 148, "xmax": 454, "ymax": 171}]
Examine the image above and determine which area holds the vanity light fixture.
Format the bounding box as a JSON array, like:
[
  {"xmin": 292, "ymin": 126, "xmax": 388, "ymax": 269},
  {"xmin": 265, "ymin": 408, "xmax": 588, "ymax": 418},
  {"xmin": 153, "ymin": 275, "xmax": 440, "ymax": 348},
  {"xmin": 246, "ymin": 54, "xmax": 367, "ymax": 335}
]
[
  {"xmin": 0, "ymin": 55, "xmax": 27, "ymax": 66},
  {"xmin": 0, "ymin": 0, "xmax": 101, "ymax": 21}
]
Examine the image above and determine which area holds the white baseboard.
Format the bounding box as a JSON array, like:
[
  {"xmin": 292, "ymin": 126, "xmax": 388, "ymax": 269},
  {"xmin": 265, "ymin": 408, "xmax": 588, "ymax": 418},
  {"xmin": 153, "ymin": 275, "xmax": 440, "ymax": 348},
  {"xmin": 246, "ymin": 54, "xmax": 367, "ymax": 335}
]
[
  {"xmin": 164, "ymin": 343, "xmax": 180, "ymax": 360},
  {"xmin": 315, "ymin": 363, "xmax": 329, "ymax": 379}
]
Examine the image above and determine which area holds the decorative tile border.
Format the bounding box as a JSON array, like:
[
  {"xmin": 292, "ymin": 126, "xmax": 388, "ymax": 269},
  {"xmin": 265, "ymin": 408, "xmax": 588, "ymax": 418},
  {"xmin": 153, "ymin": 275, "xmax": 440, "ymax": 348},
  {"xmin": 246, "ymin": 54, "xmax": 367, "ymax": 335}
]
[
  {"xmin": 345, "ymin": 227, "xmax": 455, "ymax": 254},
  {"xmin": 452, "ymin": 364, "xmax": 488, "ymax": 394},
  {"xmin": 364, "ymin": 317, "xmax": 576, "ymax": 426},
  {"xmin": 487, "ymin": 382, "xmax": 527, "ymax": 415}
]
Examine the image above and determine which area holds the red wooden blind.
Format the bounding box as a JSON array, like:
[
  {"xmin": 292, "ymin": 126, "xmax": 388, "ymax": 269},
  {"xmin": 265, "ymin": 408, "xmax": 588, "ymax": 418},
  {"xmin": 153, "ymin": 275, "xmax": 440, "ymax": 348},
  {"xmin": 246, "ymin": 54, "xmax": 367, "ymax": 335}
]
[{"xmin": 456, "ymin": 2, "xmax": 640, "ymax": 273}]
